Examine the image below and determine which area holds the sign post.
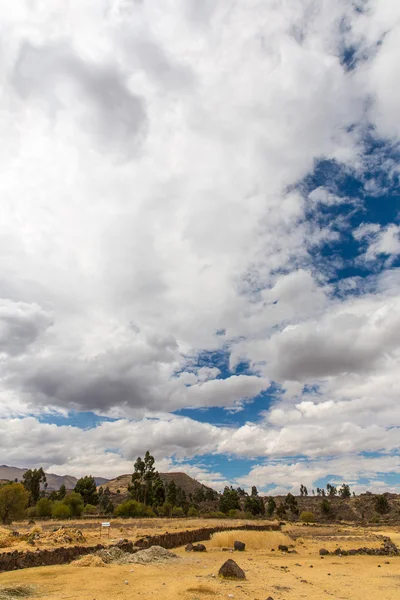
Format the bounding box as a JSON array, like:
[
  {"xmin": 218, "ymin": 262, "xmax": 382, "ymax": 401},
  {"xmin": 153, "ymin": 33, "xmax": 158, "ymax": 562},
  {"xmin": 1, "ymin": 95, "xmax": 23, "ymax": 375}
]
[{"xmin": 100, "ymin": 521, "xmax": 111, "ymax": 540}]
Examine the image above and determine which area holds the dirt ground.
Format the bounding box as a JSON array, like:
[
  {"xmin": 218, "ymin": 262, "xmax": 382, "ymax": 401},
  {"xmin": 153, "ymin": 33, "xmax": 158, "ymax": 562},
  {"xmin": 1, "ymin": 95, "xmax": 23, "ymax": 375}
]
[{"xmin": 1, "ymin": 522, "xmax": 400, "ymax": 600}]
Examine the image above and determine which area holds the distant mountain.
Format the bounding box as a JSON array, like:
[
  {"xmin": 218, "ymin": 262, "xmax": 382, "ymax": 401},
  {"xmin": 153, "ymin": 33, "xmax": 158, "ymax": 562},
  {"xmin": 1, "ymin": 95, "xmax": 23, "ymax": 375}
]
[
  {"xmin": 102, "ymin": 471, "xmax": 217, "ymax": 497},
  {"xmin": 0, "ymin": 465, "xmax": 108, "ymax": 491}
]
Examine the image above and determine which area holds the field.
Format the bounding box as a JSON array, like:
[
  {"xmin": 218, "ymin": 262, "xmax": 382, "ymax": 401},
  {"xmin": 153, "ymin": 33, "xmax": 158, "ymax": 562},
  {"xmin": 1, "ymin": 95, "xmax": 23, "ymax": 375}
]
[{"xmin": 1, "ymin": 520, "xmax": 400, "ymax": 599}]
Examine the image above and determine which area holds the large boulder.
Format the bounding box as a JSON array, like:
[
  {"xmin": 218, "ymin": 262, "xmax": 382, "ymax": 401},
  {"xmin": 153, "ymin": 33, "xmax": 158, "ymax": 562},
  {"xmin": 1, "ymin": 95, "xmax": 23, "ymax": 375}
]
[
  {"xmin": 234, "ymin": 541, "xmax": 246, "ymax": 552},
  {"xmin": 193, "ymin": 544, "xmax": 207, "ymax": 552},
  {"xmin": 319, "ymin": 548, "xmax": 329, "ymax": 556},
  {"xmin": 185, "ymin": 543, "xmax": 194, "ymax": 552},
  {"xmin": 218, "ymin": 559, "xmax": 246, "ymax": 579},
  {"xmin": 278, "ymin": 545, "xmax": 289, "ymax": 552}
]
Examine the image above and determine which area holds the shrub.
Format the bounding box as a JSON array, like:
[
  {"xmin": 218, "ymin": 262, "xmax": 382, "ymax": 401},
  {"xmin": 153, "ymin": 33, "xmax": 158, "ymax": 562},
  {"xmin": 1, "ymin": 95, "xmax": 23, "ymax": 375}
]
[
  {"xmin": 375, "ymin": 495, "xmax": 390, "ymax": 515},
  {"xmin": 188, "ymin": 506, "xmax": 198, "ymax": 517},
  {"xmin": 228, "ymin": 509, "xmax": 239, "ymax": 519},
  {"xmin": 371, "ymin": 515, "xmax": 380, "ymax": 524},
  {"xmin": 160, "ymin": 502, "xmax": 173, "ymax": 517},
  {"xmin": 321, "ymin": 499, "xmax": 331, "ymax": 515},
  {"xmin": 172, "ymin": 506, "xmax": 185, "ymax": 517},
  {"xmin": 35, "ymin": 498, "xmax": 53, "ymax": 518},
  {"xmin": 82, "ymin": 504, "xmax": 97, "ymax": 515},
  {"xmin": 114, "ymin": 500, "xmax": 149, "ymax": 518},
  {"xmin": 205, "ymin": 511, "xmax": 227, "ymax": 519},
  {"xmin": 26, "ymin": 507, "xmax": 36, "ymax": 519},
  {"xmin": 300, "ymin": 511, "xmax": 315, "ymax": 524},
  {"xmin": 52, "ymin": 501, "xmax": 72, "ymax": 519},
  {"xmin": 63, "ymin": 492, "xmax": 84, "ymax": 517}
]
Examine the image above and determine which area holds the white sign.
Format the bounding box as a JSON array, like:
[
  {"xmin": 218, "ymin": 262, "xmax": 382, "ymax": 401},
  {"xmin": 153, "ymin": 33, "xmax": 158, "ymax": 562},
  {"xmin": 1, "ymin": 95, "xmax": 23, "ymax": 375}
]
[{"xmin": 101, "ymin": 522, "xmax": 111, "ymax": 527}]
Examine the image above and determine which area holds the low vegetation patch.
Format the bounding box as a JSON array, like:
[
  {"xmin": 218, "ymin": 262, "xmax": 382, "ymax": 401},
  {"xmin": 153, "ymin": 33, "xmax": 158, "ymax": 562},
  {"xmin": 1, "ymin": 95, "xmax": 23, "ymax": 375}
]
[{"xmin": 0, "ymin": 585, "xmax": 36, "ymax": 600}]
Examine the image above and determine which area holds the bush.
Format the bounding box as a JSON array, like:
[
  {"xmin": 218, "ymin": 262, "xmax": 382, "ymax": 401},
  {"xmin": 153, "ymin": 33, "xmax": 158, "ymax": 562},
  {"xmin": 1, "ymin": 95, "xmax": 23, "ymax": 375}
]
[
  {"xmin": 160, "ymin": 502, "xmax": 173, "ymax": 517},
  {"xmin": 300, "ymin": 511, "xmax": 315, "ymax": 524},
  {"xmin": 375, "ymin": 495, "xmax": 390, "ymax": 515},
  {"xmin": 82, "ymin": 504, "xmax": 97, "ymax": 515},
  {"xmin": 63, "ymin": 492, "xmax": 84, "ymax": 517},
  {"xmin": 228, "ymin": 509, "xmax": 239, "ymax": 519},
  {"xmin": 114, "ymin": 500, "xmax": 150, "ymax": 518},
  {"xmin": 35, "ymin": 498, "xmax": 53, "ymax": 518},
  {"xmin": 371, "ymin": 515, "xmax": 380, "ymax": 524},
  {"xmin": 26, "ymin": 507, "xmax": 36, "ymax": 519},
  {"xmin": 172, "ymin": 506, "xmax": 184, "ymax": 517},
  {"xmin": 204, "ymin": 511, "xmax": 227, "ymax": 519},
  {"xmin": 321, "ymin": 499, "xmax": 331, "ymax": 515},
  {"xmin": 188, "ymin": 506, "xmax": 198, "ymax": 517},
  {"xmin": 52, "ymin": 501, "xmax": 72, "ymax": 519}
]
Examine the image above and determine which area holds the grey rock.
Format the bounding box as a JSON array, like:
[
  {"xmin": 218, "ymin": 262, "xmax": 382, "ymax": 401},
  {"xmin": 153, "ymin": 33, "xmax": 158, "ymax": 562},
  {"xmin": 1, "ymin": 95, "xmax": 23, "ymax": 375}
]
[{"xmin": 234, "ymin": 541, "xmax": 245, "ymax": 551}]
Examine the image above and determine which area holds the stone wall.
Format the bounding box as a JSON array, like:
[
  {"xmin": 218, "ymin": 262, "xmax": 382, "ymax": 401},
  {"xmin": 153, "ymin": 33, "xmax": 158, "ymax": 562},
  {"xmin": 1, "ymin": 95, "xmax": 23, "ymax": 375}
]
[{"xmin": 0, "ymin": 523, "xmax": 280, "ymax": 572}]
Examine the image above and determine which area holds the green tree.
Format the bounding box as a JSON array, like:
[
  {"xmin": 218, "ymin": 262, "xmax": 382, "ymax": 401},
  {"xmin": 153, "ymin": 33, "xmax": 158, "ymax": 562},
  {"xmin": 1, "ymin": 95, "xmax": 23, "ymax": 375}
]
[
  {"xmin": 52, "ymin": 501, "xmax": 72, "ymax": 519},
  {"xmin": 375, "ymin": 494, "xmax": 390, "ymax": 515},
  {"xmin": 339, "ymin": 484, "xmax": 351, "ymax": 498},
  {"xmin": 115, "ymin": 500, "xmax": 148, "ymax": 518},
  {"xmin": 205, "ymin": 488, "xmax": 217, "ymax": 501},
  {"xmin": 166, "ymin": 480, "xmax": 177, "ymax": 506},
  {"xmin": 22, "ymin": 468, "xmax": 47, "ymax": 505},
  {"xmin": 152, "ymin": 475, "xmax": 166, "ymax": 506},
  {"xmin": 130, "ymin": 451, "xmax": 158, "ymax": 505},
  {"xmin": 98, "ymin": 486, "xmax": 114, "ymax": 514},
  {"xmin": 193, "ymin": 487, "xmax": 205, "ymax": 503},
  {"xmin": 300, "ymin": 484, "xmax": 308, "ymax": 496},
  {"xmin": 0, "ymin": 483, "xmax": 30, "ymax": 524},
  {"xmin": 276, "ymin": 502, "xmax": 287, "ymax": 519},
  {"xmin": 36, "ymin": 497, "xmax": 53, "ymax": 517},
  {"xmin": 244, "ymin": 489, "xmax": 265, "ymax": 516},
  {"xmin": 74, "ymin": 476, "xmax": 99, "ymax": 505},
  {"xmin": 284, "ymin": 493, "xmax": 299, "ymax": 515},
  {"xmin": 58, "ymin": 484, "xmax": 66, "ymax": 500},
  {"xmin": 266, "ymin": 497, "xmax": 276, "ymax": 517},
  {"xmin": 321, "ymin": 498, "xmax": 331, "ymax": 514},
  {"xmin": 251, "ymin": 486, "xmax": 258, "ymax": 497},
  {"xmin": 219, "ymin": 487, "xmax": 240, "ymax": 514},
  {"xmin": 63, "ymin": 492, "xmax": 84, "ymax": 517},
  {"xmin": 326, "ymin": 483, "xmax": 337, "ymax": 497}
]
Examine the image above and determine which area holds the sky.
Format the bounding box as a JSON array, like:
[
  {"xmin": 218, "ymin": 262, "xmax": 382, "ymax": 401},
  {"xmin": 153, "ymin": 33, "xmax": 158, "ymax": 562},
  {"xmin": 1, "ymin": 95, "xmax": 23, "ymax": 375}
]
[{"xmin": 1, "ymin": 0, "xmax": 400, "ymax": 495}]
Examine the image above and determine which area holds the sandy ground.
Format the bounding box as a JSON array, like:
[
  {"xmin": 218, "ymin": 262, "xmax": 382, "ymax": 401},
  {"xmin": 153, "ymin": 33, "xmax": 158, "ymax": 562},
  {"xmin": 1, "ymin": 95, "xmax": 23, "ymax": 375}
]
[{"xmin": 1, "ymin": 524, "xmax": 400, "ymax": 600}]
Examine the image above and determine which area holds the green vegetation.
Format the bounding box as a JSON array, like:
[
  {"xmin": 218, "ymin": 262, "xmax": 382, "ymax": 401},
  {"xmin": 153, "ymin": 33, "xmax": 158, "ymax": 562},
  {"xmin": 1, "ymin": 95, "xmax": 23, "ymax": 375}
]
[
  {"xmin": 0, "ymin": 483, "xmax": 30, "ymax": 524},
  {"xmin": 74, "ymin": 476, "xmax": 98, "ymax": 505},
  {"xmin": 51, "ymin": 501, "xmax": 71, "ymax": 519},
  {"xmin": 375, "ymin": 494, "xmax": 390, "ymax": 514},
  {"xmin": 22, "ymin": 468, "xmax": 47, "ymax": 506},
  {"xmin": 300, "ymin": 510, "xmax": 315, "ymax": 523}
]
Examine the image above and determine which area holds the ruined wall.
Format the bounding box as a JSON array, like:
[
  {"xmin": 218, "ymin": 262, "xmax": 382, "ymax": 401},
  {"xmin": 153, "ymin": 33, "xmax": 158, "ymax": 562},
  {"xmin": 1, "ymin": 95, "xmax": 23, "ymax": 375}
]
[{"xmin": 0, "ymin": 523, "xmax": 280, "ymax": 572}]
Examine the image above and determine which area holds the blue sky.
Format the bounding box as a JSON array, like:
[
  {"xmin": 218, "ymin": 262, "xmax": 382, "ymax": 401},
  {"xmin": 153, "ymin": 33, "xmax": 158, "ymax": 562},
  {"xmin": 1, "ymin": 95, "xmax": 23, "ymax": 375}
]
[{"xmin": 1, "ymin": 0, "xmax": 400, "ymax": 495}]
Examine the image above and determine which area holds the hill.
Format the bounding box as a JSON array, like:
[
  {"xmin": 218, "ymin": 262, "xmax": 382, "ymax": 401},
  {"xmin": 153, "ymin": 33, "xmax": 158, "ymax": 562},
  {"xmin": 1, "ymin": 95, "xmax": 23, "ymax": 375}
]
[
  {"xmin": 0, "ymin": 465, "xmax": 108, "ymax": 490},
  {"xmin": 101, "ymin": 471, "xmax": 217, "ymax": 497}
]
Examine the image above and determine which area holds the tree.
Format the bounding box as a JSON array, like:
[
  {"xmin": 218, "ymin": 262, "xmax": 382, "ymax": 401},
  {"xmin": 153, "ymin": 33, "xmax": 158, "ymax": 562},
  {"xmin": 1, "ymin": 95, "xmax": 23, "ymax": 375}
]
[
  {"xmin": 300, "ymin": 484, "xmax": 308, "ymax": 497},
  {"xmin": 339, "ymin": 484, "xmax": 351, "ymax": 499},
  {"xmin": 0, "ymin": 483, "xmax": 30, "ymax": 524},
  {"xmin": 375, "ymin": 495, "xmax": 390, "ymax": 515},
  {"xmin": 166, "ymin": 480, "xmax": 177, "ymax": 506},
  {"xmin": 152, "ymin": 475, "xmax": 166, "ymax": 507},
  {"xmin": 284, "ymin": 493, "xmax": 299, "ymax": 515},
  {"xmin": 63, "ymin": 492, "xmax": 84, "ymax": 517},
  {"xmin": 276, "ymin": 502, "xmax": 287, "ymax": 519},
  {"xmin": 22, "ymin": 468, "xmax": 47, "ymax": 505},
  {"xmin": 219, "ymin": 487, "xmax": 240, "ymax": 514},
  {"xmin": 326, "ymin": 483, "xmax": 337, "ymax": 497},
  {"xmin": 193, "ymin": 487, "xmax": 205, "ymax": 504},
  {"xmin": 58, "ymin": 484, "xmax": 66, "ymax": 500},
  {"xmin": 266, "ymin": 497, "xmax": 276, "ymax": 517},
  {"xmin": 130, "ymin": 451, "xmax": 158, "ymax": 505},
  {"xmin": 74, "ymin": 476, "xmax": 99, "ymax": 505},
  {"xmin": 251, "ymin": 486, "xmax": 258, "ymax": 497},
  {"xmin": 244, "ymin": 494, "xmax": 265, "ymax": 516},
  {"xmin": 98, "ymin": 486, "xmax": 114, "ymax": 514},
  {"xmin": 36, "ymin": 497, "xmax": 53, "ymax": 517}
]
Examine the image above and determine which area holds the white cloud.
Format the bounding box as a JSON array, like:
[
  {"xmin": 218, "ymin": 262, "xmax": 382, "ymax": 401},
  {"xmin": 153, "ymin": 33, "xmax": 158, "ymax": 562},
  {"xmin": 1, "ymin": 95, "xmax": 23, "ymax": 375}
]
[{"xmin": 0, "ymin": 1, "xmax": 400, "ymax": 490}]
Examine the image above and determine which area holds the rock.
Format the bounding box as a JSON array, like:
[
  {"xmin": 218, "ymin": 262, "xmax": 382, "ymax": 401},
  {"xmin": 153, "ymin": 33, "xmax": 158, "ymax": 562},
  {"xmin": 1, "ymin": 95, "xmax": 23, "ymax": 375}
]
[
  {"xmin": 193, "ymin": 544, "xmax": 206, "ymax": 552},
  {"xmin": 234, "ymin": 541, "xmax": 246, "ymax": 552},
  {"xmin": 333, "ymin": 548, "xmax": 342, "ymax": 555},
  {"xmin": 278, "ymin": 545, "xmax": 288, "ymax": 552},
  {"xmin": 218, "ymin": 559, "xmax": 246, "ymax": 580},
  {"xmin": 266, "ymin": 597, "xmax": 275, "ymax": 600},
  {"xmin": 185, "ymin": 543, "xmax": 194, "ymax": 552},
  {"xmin": 319, "ymin": 548, "xmax": 329, "ymax": 556}
]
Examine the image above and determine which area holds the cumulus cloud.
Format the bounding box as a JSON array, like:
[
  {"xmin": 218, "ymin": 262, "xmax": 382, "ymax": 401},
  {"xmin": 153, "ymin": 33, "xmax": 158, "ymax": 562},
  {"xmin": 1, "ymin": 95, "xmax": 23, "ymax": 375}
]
[{"xmin": 0, "ymin": 0, "xmax": 400, "ymax": 490}]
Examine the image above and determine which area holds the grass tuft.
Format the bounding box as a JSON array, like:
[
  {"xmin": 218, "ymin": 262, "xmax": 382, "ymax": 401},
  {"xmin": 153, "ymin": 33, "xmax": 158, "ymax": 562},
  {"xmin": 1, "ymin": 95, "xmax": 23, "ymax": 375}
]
[{"xmin": 0, "ymin": 584, "xmax": 36, "ymax": 599}]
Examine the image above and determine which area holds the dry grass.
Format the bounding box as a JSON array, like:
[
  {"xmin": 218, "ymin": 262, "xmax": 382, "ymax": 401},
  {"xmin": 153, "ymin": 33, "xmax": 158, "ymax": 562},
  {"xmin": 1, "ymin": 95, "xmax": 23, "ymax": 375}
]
[
  {"xmin": 208, "ymin": 530, "xmax": 291, "ymax": 550},
  {"xmin": 0, "ymin": 528, "xmax": 13, "ymax": 549},
  {"xmin": 0, "ymin": 585, "xmax": 36, "ymax": 599},
  {"xmin": 73, "ymin": 555, "xmax": 110, "ymax": 568}
]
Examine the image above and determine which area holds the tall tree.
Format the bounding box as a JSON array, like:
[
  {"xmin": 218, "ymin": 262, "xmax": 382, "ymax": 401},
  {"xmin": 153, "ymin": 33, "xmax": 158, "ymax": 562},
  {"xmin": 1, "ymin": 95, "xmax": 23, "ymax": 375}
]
[
  {"xmin": 166, "ymin": 480, "xmax": 177, "ymax": 506},
  {"xmin": 219, "ymin": 487, "xmax": 240, "ymax": 514},
  {"xmin": 22, "ymin": 468, "xmax": 47, "ymax": 505},
  {"xmin": 74, "ymin": 476, "xmax": 99, "ymax": 505},
  {"xmin": 130, "ymin": 451, "xmax": 158, "ymax": 505}
]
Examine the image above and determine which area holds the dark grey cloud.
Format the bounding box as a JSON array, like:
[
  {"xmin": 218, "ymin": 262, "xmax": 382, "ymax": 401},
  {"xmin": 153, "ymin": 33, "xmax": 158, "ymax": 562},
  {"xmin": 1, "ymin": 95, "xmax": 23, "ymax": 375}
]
[
  {"xmin": 12, "ymin": 41, "xmax": 147, "ymax": 156},
  {"xmin": 0, "ymin": 300, "xmax": 52, "ymax": 356}
]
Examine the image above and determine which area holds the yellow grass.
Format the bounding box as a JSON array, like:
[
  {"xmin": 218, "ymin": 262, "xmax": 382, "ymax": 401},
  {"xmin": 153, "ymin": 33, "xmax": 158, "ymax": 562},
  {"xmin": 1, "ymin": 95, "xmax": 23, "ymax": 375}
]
[
  {"xmin": 208, "ymin": 530, "xmax": 291, "ymax": 549},
  {"xmin": 186, "ymin": 585, "xmax": 217, "ymax": 595},
  {"xmin": 0, "ymin": 528, "xmax": 13, "ymax": 549},
  {"xmin": 73, "ymin": 555, "xmax": 110, "ymax": 568}
]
